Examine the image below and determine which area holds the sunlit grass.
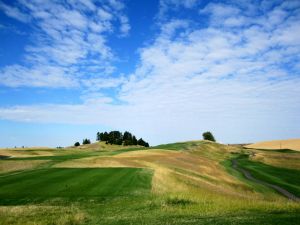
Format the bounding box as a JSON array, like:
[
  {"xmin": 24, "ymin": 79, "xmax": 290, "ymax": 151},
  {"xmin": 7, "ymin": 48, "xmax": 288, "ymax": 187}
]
[{"xmin": 0, "ymin": 140, "xmax": 299, "ymax": 224}]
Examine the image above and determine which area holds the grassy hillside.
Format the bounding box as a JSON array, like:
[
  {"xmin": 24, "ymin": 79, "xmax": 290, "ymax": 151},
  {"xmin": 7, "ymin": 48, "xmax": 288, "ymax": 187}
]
[{"xmin": 0, "ymin": 141, "xmax": 299, "ymax": 224}]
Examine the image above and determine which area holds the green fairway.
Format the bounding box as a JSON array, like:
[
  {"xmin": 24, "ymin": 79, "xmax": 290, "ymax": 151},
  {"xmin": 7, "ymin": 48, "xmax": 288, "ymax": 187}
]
[
  {"xmin": 236, "ymin": 155, "xmax": 300, "ymax": 197},
  {"xmin": 223, "ymin": 154, "xmax": 300, "ymax": 199},
  {"xmin": 0, "ymin": 168, "xmax": 153, "ymax": 204}
]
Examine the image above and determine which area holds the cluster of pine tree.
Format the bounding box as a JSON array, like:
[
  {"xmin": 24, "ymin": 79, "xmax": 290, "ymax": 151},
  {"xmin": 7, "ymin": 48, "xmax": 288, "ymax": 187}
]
[{"xmin": 96, "ymin": 131, "xmax": 149, "ymax": 147}]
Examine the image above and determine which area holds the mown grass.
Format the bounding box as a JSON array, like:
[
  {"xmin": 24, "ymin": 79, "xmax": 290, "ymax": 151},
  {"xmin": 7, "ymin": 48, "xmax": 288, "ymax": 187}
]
[
  {"xmin": 235, "ymin": 155, "xmax": 300, "ymax": 197},
  {"xmin": 0, "ymin": 168, "xmax": 153, "ymax": 205},
  {"xmin": 221, "ymin": 159, "xmax": 277, "ymax": 195}
]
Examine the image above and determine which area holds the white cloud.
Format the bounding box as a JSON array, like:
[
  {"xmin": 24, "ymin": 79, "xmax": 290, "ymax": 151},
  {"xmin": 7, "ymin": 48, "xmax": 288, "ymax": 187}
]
[
  {"xmin": 119, "ymin": 15, "xmax": 131, "ymax": 36},
  {"xmin": 0, "ymin": 65, "xmax": 78, "ymax": 88},
  {"xmin": 82, "ymin": 76, "xmax": 125, "ymax": 91},
  {"xmin": 200, "ymin": 3, "xmax": 240, "ymax": 18},
  {"xmin": 159, "ymin": 0, "xmax": 198, "ymax": 15},
  {"xmin": 0, "ymin": 0, "xmax": 130, "ymax": 88},
  {"xmin": 0, "ymin": 1, "xmax": 300, "ymax": 144},
  {"xmin": 108, "ymin": 0, "xmax": 124, "ymax": 11},
  {"xmin": 0, "ymin": 1, "xmax": 30, "ymax": 22}
]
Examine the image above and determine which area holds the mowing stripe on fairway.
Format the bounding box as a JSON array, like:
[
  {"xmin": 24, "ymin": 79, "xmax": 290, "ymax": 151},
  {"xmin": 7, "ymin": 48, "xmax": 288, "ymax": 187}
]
[{"xmin": 0, "ymin": 168, "xmax": 153, "ymax": 204}]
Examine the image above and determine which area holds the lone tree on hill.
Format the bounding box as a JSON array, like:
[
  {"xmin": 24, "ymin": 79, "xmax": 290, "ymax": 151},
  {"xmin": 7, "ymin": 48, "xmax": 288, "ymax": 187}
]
[
  {"xmin": 82, "ymin": 139, "xmax": 91, "ymax": 145},
  {"xmin": 202, "ymin": 132, "xmax": 216, "ymax": 142},
  {"xmin": 74, "ymin": 142, "xmax": 80, "ymax": 147}
]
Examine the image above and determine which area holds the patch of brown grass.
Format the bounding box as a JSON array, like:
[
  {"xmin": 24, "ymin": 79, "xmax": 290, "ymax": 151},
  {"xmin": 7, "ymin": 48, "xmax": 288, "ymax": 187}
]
[
  {"xmin": 251, "ymin": 151, "xmax": 300, "ymax": 170},
  {"xmin": 67, "ymin": 141, "xmax": 145, "ymax": 151},
  {"xmin": 0, "ymin": 149, "xmax": 55, "ymax": 158},
  {"xmin": 0, "ymin": 160, "xmax": 48, "ymax": 174}
]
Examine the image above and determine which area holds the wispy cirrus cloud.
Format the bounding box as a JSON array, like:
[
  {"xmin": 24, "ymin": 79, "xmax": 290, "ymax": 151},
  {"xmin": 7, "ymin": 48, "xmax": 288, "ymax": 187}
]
[
  {"xmin": 158, "ymin": 0, "xmax": 198, "ymax": 18},
  {"xmin": 0, "ymin": 0, "xmax": 130, "ymax": 88},
  {"xmin": 0, "ymin": 1, "xmax": 30, "ymax": 22}
]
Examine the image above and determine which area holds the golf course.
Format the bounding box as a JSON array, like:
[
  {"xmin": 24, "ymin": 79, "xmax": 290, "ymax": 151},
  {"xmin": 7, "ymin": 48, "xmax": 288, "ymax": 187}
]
[
  {"xmin": 1, "ymin": 0, "xmax": 299, "ymax": 224},
  {"xmin": 0, "ymin": 139, "xmax": 299, "ymax": 225}
]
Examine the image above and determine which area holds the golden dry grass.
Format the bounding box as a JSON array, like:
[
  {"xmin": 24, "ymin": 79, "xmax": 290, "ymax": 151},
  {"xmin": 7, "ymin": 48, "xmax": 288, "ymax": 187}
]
[
  {"xmin": 0, "ymin": 146, "xmax": 51, "ymax": 151},
  {"xmin": 0, "ymin": 160, "xmax": 48, "ymax": 174},
  {"xmin": 67, "ymin": 141, "xmax": 145, "ymax": 151},
  {"xmin": 251, "ymin": 151, "xmax": 300, "ymax": 170},
  {"xmin": 246, "ymin": 139, "xmax": 300, "ymax": 151},
  {"xmin": 0, "ymin": 149, "xmax": 55, "ymax": 158},
  {"xmin": 54, "ymin": 149, "xmax": 179, "ymax": 168}
]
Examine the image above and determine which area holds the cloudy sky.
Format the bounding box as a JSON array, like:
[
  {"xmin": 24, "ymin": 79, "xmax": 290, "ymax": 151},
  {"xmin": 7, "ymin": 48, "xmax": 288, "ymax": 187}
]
[{"xmin": 0, "ymin": 0, "xmax": 299, "ymax": 147}]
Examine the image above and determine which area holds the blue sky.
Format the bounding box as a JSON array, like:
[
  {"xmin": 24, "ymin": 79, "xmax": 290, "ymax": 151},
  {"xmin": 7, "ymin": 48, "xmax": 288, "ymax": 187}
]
[{"xmin": 0, "ymin": 0, "xmax": 299, "ymax": 147}]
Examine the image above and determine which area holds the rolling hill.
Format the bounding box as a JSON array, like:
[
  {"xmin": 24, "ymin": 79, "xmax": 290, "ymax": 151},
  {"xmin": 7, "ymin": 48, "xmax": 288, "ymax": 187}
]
[{"xmin": 0, "ymin": 140, "xmax": 299, "ymax": 225}]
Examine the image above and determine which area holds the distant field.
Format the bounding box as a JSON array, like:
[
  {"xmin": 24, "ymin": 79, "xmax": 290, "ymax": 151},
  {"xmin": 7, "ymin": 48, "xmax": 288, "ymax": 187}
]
[{"xmin": 245, "ymin": 139, "xmax": 300, "ymax": 151}]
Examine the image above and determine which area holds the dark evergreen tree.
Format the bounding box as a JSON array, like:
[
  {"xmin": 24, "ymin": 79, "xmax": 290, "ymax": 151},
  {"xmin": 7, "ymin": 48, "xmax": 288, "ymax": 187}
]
[
  {"xmin": 123, "ymin": 131, "xmax": 133, "ymax": 145},
  {"xmin": 97, "ymin": 132, "xmax": 105, "ymax": 141},
  {"xmin": 137, "ymin": 138, "xmax": 149, "ymax": 147},
  {"xmin": 132, "ymin": 136, "xmax": 138, "ymax": 145},
  {"xmin": 74, "ymin": 142, "xmax": 80, "ymax": 147},
  {"xmin": 95, "ymin": 130, "xmax": 149, "ymax": 147},
  {"xmin": 99, "ymin": 132, "xmax": 104, "ymax": 141},
  {"xmin": 202, "ymin": 131, "xmax": 216, "ymax": 142},
  {"xmin": 137, "ymin": 138, "xmax": 145, "ymax": 146},
  {"xmin": 107, "ymin": 131, "xmax": 122, "ymax": 145},
  {"xmin": 82, "ymin": 138, "xmax": 91, "ymax": 145},
  {"xmin": 103, "ymin": 132, "xmax": 109, "ymax": 141}
]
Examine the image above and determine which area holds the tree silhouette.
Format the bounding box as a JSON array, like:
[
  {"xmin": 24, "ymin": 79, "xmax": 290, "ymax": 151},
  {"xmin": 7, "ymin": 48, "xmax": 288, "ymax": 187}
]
[
  {"xmin": 82, "ymin": 139, "xmax": 91, "ymax": 145},
  {"xmin": 96, "ymin": 131, "xmax": 149, "ymax": 147},
  {"xmin": 202, "ymin": 132, "xmax": 216, "ymax": 142}
]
